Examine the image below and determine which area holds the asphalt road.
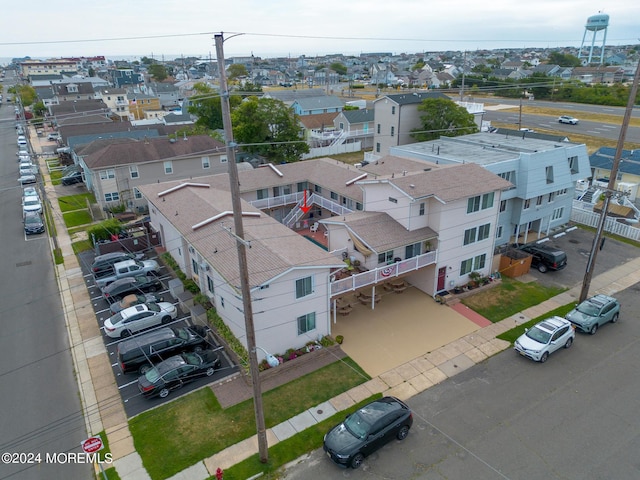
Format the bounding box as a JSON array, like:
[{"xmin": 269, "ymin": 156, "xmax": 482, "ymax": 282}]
[
  {"xmin": 280, "ymin": 283, "xmax": 640, "ymax": 480},
  {"xmin": 0, "ymin": 75, "xmax": 90, "ymax": 479}
]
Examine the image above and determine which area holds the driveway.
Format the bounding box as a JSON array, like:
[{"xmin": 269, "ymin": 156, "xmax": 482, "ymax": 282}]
[{"xmin": 332, "ymin": 287, "xmax": 484, "ymax": 377}]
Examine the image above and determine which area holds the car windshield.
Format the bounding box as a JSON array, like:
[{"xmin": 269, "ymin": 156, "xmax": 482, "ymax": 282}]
[
  {"xmin": 25, "ymin": 216, "xmax": 41, "ymax": 225},
  {"xmin": 176, "ymin": 328, "xmax": 189, "ymax": 341},
  {"xmin": 24, "ymin": 199, "xmax": 39, "ymax": 206},
  {"xmin": 182, "ymin": 352, "xmax": 201, "ymax": 365},
  {"xmin": 147, "ymin": 303, "xmax": 160, "ymax": 313},
  {"xmin": 144, "ymin": 367, "xmax": 161, "ymax": 383},
  {"xmin": 525, "ymin": 326, "xmax": 551, "ymax": 344},
  {"xmin": 343, "ymin": 411, "xmax": 371, "ymax": 440},
  {"xmin": 110, "ymin": 313, "xmax": 123, "ymax": 324},
  {"xmin": 576, "ymin": 302, "xmax": 600, "ymax": 316}
]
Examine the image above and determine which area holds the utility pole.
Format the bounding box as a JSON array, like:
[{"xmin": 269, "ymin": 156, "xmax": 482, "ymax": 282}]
[
  {"xmin": 214, "ymin": 33, "xmax": 269, "ymax": 464},
  {"xmin": 579, "ymin": 56, "xmax": 640, "ymax": 302},
  {"xmin": 459, "ymin": 50, "xmax": 466, "ymax": 102}
]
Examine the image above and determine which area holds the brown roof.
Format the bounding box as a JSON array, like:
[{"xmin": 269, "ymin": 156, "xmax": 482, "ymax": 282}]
[{"xmin": 298, "ymin": 112, "xmax": 340, "ymax": 130}]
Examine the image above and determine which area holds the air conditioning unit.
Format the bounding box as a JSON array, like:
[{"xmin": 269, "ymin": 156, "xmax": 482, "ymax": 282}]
[{"xmin": 200, "ymin": 262, "xmax": 210, "ymax": 271}]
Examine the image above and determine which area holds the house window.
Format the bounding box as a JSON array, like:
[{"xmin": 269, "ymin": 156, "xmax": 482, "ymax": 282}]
[
  {"xmin": 390, "ymin": 126, "xmax": 395, "ymax": 137},
  {"xmin": 391, "ymin": 106, "xmax": 396, "ymax": 114},
  {"xmin": 546, "ymin": 166, "xmax": 554, "ymax": 184},
  {"xmin": 419, "ymin": 202, "xmax": 425, "ymax": 216},
  {"xmin": 378, "ymin": 250, "xmax": 393, "ymax": 264},
  {"xmin": 339, "ymin": 122, "xmax": 344, "ymax": 129},
  {"xmin": 104, "ymin": 192, "xmax": 119, "ymax": 202},
  {"xmin": 498, "ymin": 171, "xmax": 515, "ymax": 183},
  {"xmin": 376, "ymin": 142, "xmax": 380, "ymax": 153},
  {"xmin": 481, "ymin": 192, "xmax": 494, "ymax": 209},
  {"xmin": 388, "ymin": 197, "xmax": 398, "ymax": 204},
  {"xmin": 524, "ymin": 199, "xmax": 531, "ymax": 210},
  {"xmin": 467, "ymin": 196, "xmax": 481, "ymax": 213},
  {"xmin": 552, "ymin": 207, "xmax": 564, "ymax": 220},
  {"xmin": 405, "ymin": 242, "xmax": 421, "ymax": 258},
  {"xmin": 330, "ymin": 191, "xmax": 338, "ymax": 201},
  {"xmin": 314, "ymin": 185, "xmax": 322, "ymax": 194},
  {"xmin": 99, "ymin": 169, "xmax": 115, "ymax": 180},
  {"xmin": 568, "ymin": 156, "xmax": 579, "ymax": 174},
  {"xmin": 220, "ymin": 155, "xmax": 228, "ymax": 163},
  {"xmin": 473, "ymin": 254, "xmax": 486, "ymax": 270},
  {"xmin": 202, "ymin": 156, "xmax": 210, "ymax": 169},
  {"xmin": 207, "ymin": 276, "xmax": 214, "ymax": 294},
  {"xmin": 295, "ymin": 276, "xmax": 313, "ymax": 299},
  {"xmin": 164, "ymin": 161, "xmax": 173, "ymax": 174},
  {"xmin": 297, "ymin": 312, "xmax": 316, "ymax": 335},
  {"xmin": 256, "ymin": 188, "xmax": 268, "ymax": 200},
  {"xmin": 478, "ymin": 223, "xmax": 491, "ymax": 241},
  {"xmin": 356, "ymin": 202, "xmax": 363, "ymax": 210},
  {"xmin": 460, "ymin": 258, "xmax": 473, "ymax": 275},
  {"xmin": 463, "ymin": 227, "xmax": 477, "ymax": 246},
  {"xmin": 377, "ymin": 124, "xmax": 381, "ymax": 134},
  {"xmin": 468, "ymin": 192, "xmax": 494, "ymax": 213},
  {"xmin": 548, "ymin": 191, "xmax": 555, "ymax": 202},
  {"xmin": 500, "ymin": 200, "xmax": 507, "ymax": 212},
  {"xmin": 496, "ymin": 225, "xmax": 503, "ymax": 239},
  {"xmin": 134, "ymin": 188, "xmax": 142, "ymax": 199},
  {"xmin": 192, "ymin": 258, "xmax": 199, "ymax": 275},
  {"xmin": 129, "ymin": 165, "xmax": 139, "ymax": 179},
  {"xmin": 297, "ymin": 182, "xmax": 308, "ymax": 192},
  {"xmin": 536, "ymin": 195, "xmax": 543, "ymax": 206}
]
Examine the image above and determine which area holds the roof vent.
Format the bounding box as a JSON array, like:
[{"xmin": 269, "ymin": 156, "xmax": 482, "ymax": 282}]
[{"xmin": 169, "ymin": 138, "xmax": 176, "ymax": 143}]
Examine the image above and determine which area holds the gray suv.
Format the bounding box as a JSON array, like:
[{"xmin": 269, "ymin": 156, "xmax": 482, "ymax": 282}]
[{"xmin": 518, "ymin": 243, "xmax": 567, "ymax": 273}]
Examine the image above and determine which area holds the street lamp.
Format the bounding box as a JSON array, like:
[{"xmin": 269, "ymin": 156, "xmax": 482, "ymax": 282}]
[{"xmin": 254, "ymin": 346, "xmax": 279, "ymax": 369}]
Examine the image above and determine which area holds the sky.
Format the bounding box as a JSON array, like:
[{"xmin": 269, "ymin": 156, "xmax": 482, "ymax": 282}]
[{"xmin": 1, "ymin": 0, "xmax": 638, "ymax": 62}]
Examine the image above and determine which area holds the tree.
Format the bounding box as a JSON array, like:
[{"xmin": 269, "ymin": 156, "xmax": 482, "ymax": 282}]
[
  {"xmin": 547, "ymin": 52, "xmax": 582, "ymax": 67},
  {"xmin": 227, "ymin": 64, "xmax": 248, "ymax": 82},
  {"xmin": 148, "ymin": 64, "xmax": 168, "ymax": 82},
  {"xmin": 410, "ymin": 98, "xmax": 478, "ymax": 142},
  {"xmin": 188, "ymin": 82, "xmax": 242, "ymax": 130},
  {"xmin": 330, "ymin": 62, "xmax": 347, "ymax": 76},
  {"xmin": 32, "ymin": 100, "xmax": 47, "ymax": 117},
  {"xmin": 232, "ymin": 97, "xmax": 309, "ymax": 162}
]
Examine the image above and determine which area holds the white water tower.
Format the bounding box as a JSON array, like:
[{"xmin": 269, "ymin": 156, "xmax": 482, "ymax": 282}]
[{"xmin": 578, "ymin": 13, "xmax": 609, "ymax": 65}]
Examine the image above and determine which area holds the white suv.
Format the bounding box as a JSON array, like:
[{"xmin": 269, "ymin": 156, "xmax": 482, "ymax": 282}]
[
  {"xmin": 22, "ymin": 195, "xmax": 43, "ymax": 216},
  {"xmin": 558, "ymin": 115, "xmax": 579, "ymax": 125},
  {"xmin": 514, "ymin": 316, "xmax": 575, "ymax": 363}
]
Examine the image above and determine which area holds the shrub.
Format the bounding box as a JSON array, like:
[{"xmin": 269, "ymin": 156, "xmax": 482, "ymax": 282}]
[
  {"xmin": 87, "ymin": 218, "xmax": 123, "ymax": 243},
  {"xmin": 183, "ymin": 279, "xmax": 200, "ymax": 294},
  {"xmin": 206, "ymin": 308, "xmax": 248, "ymax": 366}
]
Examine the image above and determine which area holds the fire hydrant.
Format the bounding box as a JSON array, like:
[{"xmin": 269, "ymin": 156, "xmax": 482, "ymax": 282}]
[{"xmin": 215, "ymin": 467, "xmax": 224, "ymax": 480}]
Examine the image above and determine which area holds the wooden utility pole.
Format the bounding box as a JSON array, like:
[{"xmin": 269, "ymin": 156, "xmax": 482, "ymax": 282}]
[
  {"xmin": 214, "ymin": 33, "xmax": 269, "ymax": 463},
  {"xmin": 579, "ymin": 57, "xmax": 640, "ymax": 302}
]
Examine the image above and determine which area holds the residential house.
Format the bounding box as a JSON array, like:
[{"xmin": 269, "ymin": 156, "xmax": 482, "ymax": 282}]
[
  {"xmin": 589, "ymin": 147, "xmax": 640, "ymax": 201},
  {"xmin": 19, "ymin": 59, "xmax": 78, "ymax": 80},
  {"xmin": 291, "ymin": 96, "xmax": 344, "ymax": 116},
  {"xmin": 78, "ymin": 135, "xmax": 232, "ymax": 212},
  {"xmin": 389, "ymin": 131, "xmax": 591, "ymax": 246},
  {"xmin": 571, "ymin": 66, "xmax": 625, "ymax": 84},
  {"xmin": 136, "ymin": 156, "xmax": 511, "ymax": 361},
  {"xmin": 333, "ymin": 108, "xmax": 375, "ymax": 149},
  {"xmin": 111, "ymin": 69, "xmax": 144, "ymax": 88},
  {"xmin": 146, "ymin": 82, "xmax": 181, "ymax": 108},
  {"xmin": 263, "ymin": 88, "xmax": 326, "ymax": 107},
  {"xmin": 372, "ymin": 91, "xmax": 451, "ymax": 156},
  {"xmin": 96, "ymin": 88, "xmax": 130, "ymax": 120},
  {"xmin": 127, "ymin": 91, "xmax": 162, "ymax": 121}
]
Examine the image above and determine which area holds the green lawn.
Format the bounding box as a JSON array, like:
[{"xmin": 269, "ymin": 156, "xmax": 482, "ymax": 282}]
[
  {"xmin": 496, "ymin": 303, "xmax": 577, "ymax": 344},
  {"xmin": 50, "ymin": 170, "xmax": 63, "ymax": 185},
  {"xmin": 462, "ymin": 276, "xmax": 566, "ymax": 322},
  {"xmin": 58, "ymin": 192, "xmax": 96, "ymax": 212},
  {"xmin": 130, "ymin": 358, "xmax": 370, "ymax": 480},
  {"xmin": 62, "ymin": 210, "xmax": 93, "ymax": 228}
]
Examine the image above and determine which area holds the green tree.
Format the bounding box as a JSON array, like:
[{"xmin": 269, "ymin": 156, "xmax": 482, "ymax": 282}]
[
  {"xmin": 188, "ymin": 82, "xmax": 241, "ymax": 130},
  {"xmin": 410, "ymin": 98, "xmax": 478, "ymax": 142},
  {"xmin": 232, "ymin": 97, "xmax": 309, "ymax": 162},
  {"xmin": 148, "ymin": 64, "xmax": 168, "ymax": 82},
  {"xmin": 32, "ymin": 100, "xmax": 47, "ymax": 117},
  {"xmin": 547, "ymin": 52, "xmax": 582, "ymax": 67},
  {"xmin": 330, "ymin": 62, "xmax": 347, "ymax": 76},
  {"xmin": 14, "ymin": 84, "xmax": 37, "ymax": 106},
  {"xmin": 140, "ymin": 56, "xmax": 155, "ymax": 65},
  {"xmin": 227, "ymin": 64, "xmax": 248, "ymax": 81}
]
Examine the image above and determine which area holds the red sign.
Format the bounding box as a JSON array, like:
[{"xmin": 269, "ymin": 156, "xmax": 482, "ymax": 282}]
[{"xmin": 81, "ymin": 435, "xmax": 104, "ymax": 453}]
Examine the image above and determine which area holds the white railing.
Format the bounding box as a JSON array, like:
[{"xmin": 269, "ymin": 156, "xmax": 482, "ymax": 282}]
[
  {"xmin": 330, "ymin": 251, "xmax": 437, "ymax": 296},
  {"xmin": 250, "ymin": 192, "xmax": 354, "ymax": 227},
  {"xmin": 571, "ymin": 206, "xmax": 640, "ymax": 241},
  {"xmin": 250, "ymin": 192, "xmax": 304, "ymax": 210}
]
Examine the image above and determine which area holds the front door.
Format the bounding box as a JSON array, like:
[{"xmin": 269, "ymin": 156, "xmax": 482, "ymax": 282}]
[{"xmin": 437, "ymin": 267, "xmax": 446, "ymax": 291}]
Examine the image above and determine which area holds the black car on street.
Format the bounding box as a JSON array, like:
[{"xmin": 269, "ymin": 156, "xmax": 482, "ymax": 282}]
[{"xmin": 24, "ymin": 212, "xmax": 45, "ymax": 235}]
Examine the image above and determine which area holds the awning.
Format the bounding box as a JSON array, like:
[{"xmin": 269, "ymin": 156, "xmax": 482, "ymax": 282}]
[{"xmin": 349, "ymin": 231, "xmax": 373, "ymax": 256}]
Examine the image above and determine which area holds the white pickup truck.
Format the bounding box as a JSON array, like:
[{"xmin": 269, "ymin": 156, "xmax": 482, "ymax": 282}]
[{"xmin": 95, "ymin": 259, "xmax": 160, "ymax": 289}]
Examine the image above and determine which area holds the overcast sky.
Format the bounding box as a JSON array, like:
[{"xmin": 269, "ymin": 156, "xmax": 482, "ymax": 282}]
[{"xmin": 1, "ymin": 0, "xmax": 638, "ymax": 61}]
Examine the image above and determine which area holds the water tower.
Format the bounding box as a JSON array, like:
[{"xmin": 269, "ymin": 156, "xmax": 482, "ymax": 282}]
[{"xmin": 578, "ymin": 13, "xmax": 609, "ymax": 64}]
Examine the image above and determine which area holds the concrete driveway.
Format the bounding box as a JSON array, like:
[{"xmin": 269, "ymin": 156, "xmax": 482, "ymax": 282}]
[{"xmin": 331, "ymin": 287, "xmax": 483, "ymax": 377}]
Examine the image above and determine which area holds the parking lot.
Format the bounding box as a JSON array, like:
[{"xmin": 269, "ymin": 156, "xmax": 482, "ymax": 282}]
[{"xmin": 77, "ymin": 249, "xmax": 239, "ymax": 418}]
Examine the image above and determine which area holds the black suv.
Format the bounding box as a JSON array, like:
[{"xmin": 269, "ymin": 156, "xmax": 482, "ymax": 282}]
[
  {"xmin": 91, "ymin": 251, "xmax": 144, "ymax": 275},
  {"xmin": 116, "ymin": 325, "xmax": 210, "ymax": 374},
  {"xmin": 518, "ymin": 243, "xmax": 567, "ymax": 273}
]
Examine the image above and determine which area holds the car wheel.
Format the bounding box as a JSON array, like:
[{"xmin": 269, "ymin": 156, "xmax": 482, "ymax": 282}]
[
  {"xmin": 139, "ymin": 364, "xmax": 151, "ymax": 374},
  {"xmin": 540, "ymin": 352, "xmax": 549, "ymax": 363},
  {"xmin": 350, "ymin": 453, "xmax": 364, "ymax": 469},
  {"xmin": 611, "ymin": 313, "xmax": 619, "ymax": 323},
  {"xmin": 206, "ymin": 367, "xmax": 215, "ymax": 377},
  {"xmin": 158, "ymin": 388, "xmax": 170, "ymax": 398},
  {"xmin": 590, "ymin": 324, "xmax": 598, "ymax": 335},
  {"xmin": 194, "ymin": 346, "xmax": 203, "ymax": 353},
  {"xmin": 161, "ymin": 315, "xmax": 171, "ymax": 324},
  {"xmin": 397, "ymin": 425, "xmax": 410, "ymax": 440},
  {"xmin": 148, "ymin": 285, "xmax": 157, "ymax": 292},
  {"xmin": 537, "ymin": 264, "xmax": 548, "ymax": 273},
  {"xmin": 121, "ymin": 329, "xmax": 132, "ymax": 338},
  {"xmin": 564, "ymin": 337, "xmax": 573, "ymax": 349}
]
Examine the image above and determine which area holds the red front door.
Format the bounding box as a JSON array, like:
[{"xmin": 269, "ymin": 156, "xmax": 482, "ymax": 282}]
[{"xmin": 437, "ymin": 267, "xmax": 446, "ymax": 291}]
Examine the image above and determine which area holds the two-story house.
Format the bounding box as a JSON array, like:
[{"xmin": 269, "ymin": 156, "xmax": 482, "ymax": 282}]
[
  {"xmin": 389, "ymin": 131, "xmax": 591, "ymax": 246},
  {"xmin": 291, "ymin": 96, "xmax": 344, "ymax": 116}
]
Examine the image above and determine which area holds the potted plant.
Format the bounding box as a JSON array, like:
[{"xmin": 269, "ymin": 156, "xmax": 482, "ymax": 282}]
[{"xmin": 468, "ymin": 271, "xmax": 482, "ymax": 288}]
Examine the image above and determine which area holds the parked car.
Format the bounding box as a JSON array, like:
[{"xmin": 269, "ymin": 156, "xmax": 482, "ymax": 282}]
[
  {"xmin": 22, "ymin": 195, "xmax": 42, "ymax": 216},
  {"xmin": 91, "ymin": 251, "xmax": 145, "ymax": 274},
  {"xmin": 22, "ymin": 186, "xmax": 38, "ymax": 199},
  {"xmin": 47, "ymin": 132, "xmax": 60, "ymax": 141},
  {"xmin": 61, "ymin": 170, "xmax": 83, "ymax": 186},
  {"xmin": 137, "ymin": 349, "xmax": 221, "ymax": 398},
  {"xmin": 101, "ymin": 275, "xmax": 163, "ymax": 302},
  {"xmin": 110, "ymin": 292, "xmax": 164, "ymax": 314},
  {"xmin": 517, "ymin": 243, "xmax": 567, "ymax": 273},
  {"xmin": 558, "ymin": 115, "xmax": 579, "ymax": 125},
  {"xmin": 323, "ymin": 396, "xmax": 413, "ymax": 469},
  {"xmin": 116, "ymin": 325, "xmax": 210, "ymax": 374},
  {"xmin": 94, "ymin": 258, "xmax": 160, "ymax": 288},
  {"xmin": 18, "ymin": 174, "xmax": 36, "ymax": 185},
  {"xmin": 565, "ymin": 294, "xmax": 620, "ymax": 335},
  {"xmin": 17, "ymin": 135, "xmax": 27, "ymax": 147},
  {"xmin": 514, "ymin": 316, "xmax": 575, "ymax": 363},
  {"xmin": 19, "ymin": 162, "xmax": 37, "ymax": 176},
  {"xmin": 103, "ymin": 301, "xmax": 178, "ymax": 338},
  {"xmin": 24, "ymin": 212, "xmax": 45, "ymax": 235}
]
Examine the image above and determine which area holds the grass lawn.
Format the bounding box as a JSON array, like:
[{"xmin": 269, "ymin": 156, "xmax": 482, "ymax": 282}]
[
  {"xmin": 462, "ymin": 276, "xmax": 566, "ymax": 322},
  {"xmin": 496, "ymin": 303, "xmax": 576, "ymax": 344},
  {"xmin": 63, "ymin": 210, "xmax": 93, "ymax": 228},
  {"xmin": 72, "ymin": 239, "xmax": 93, "ymax": 254},
  {"xmin": 131, "ymin": 357, "xmax": 370, "ymax": 480},
  {"xmin": 58, "ymin": 192, "xmax": 96, "ymax": 212},
  {"xmin": 50, "ymin": 170, "xmax": 63, "ymax": 185}
]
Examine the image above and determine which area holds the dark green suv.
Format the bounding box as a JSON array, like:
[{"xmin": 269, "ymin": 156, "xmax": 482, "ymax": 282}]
[{"xmin": 519, "ymin": 243, "xmax": 567, "ymax": 273}]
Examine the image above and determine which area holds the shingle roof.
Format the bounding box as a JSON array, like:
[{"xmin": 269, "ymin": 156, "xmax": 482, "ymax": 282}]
[
  {"xmin": 293, "ymin": 95, "xmax": 344, "ymax": 111},
  {"xmin": 341, "ymin": 109, "xmax": 374, "ymax": 123},
  {"xmin": 298, "ymin": 112, "xmax": 339, "ymax": 129},
  {"xmin": 375, "ymin": 91, "xmax": 450, "ymax": 106},
  {"xmin": 590, "ymin": 147, "xmax": 640, "ymax": 176},
  {"xmin": 137, "ymin": 182, "xmax": 344, "ymax": 288}
]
